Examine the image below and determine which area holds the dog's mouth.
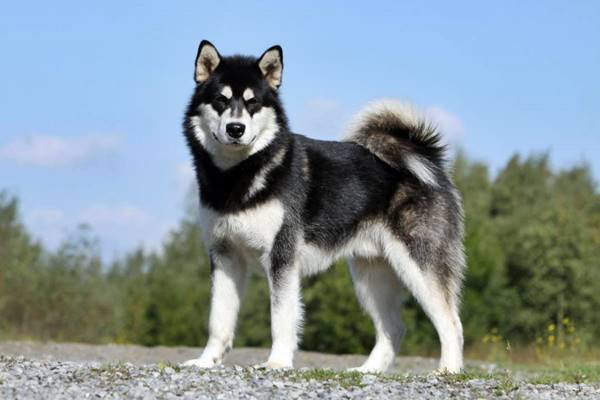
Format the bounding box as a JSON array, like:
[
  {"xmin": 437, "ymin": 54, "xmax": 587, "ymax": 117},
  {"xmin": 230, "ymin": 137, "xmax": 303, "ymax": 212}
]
[
  {"xmin": 211, "ymin": 131, "xmax": 256, "ymax": 147},
  {"xmin": 211, "ymin": 131, "xmax": 222, "ymax": 142}
]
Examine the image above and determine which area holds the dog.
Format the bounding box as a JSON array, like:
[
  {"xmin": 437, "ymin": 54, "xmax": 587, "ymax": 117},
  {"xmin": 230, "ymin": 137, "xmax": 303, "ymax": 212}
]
[{"xmin": 182, "ymin": 40, "xmax": 465, "ymax": 373}]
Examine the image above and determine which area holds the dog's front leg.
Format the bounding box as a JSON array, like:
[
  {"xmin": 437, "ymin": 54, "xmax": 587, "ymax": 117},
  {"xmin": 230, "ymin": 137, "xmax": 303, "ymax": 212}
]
[
  {"xmin": 183, "ymin": 247, "xmax": 247, "ymax": 368},
  {"xmin": 262, "ymin": 229, "xmax": 302, "ymax": 369}
]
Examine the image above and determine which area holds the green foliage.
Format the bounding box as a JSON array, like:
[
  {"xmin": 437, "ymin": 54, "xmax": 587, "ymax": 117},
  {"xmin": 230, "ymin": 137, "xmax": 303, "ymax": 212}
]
[
  {"xmin": 107, "ymin": 219, "xmax": 212, "ymax": 346},
  {"xmin": 235, "ymin": 272, "xmax": 271, "ymax": 348},
  {"xmin": 302, "ymin": 262, "xmax": 375, "ymax": 354},
  {"xmin": 1, "ymin": 151, "xmax": 599, "ymax": 358},
  {"xmin": 0, "ymin": 194, "xmax": 114, "ymax": 342}
]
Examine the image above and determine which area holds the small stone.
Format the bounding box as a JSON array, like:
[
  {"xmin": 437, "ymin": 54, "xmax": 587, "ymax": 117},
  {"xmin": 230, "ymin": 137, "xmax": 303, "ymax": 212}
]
[{"xmin": 163, "ymin": 367, "xmax": 175, "ymax": 374}]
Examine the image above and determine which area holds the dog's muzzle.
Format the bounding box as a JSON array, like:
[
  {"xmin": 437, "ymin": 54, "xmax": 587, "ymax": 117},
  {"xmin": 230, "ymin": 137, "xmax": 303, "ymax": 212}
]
[{"xmin": 226, "ymin": 123, "xmax": 245, "ymax": 139}]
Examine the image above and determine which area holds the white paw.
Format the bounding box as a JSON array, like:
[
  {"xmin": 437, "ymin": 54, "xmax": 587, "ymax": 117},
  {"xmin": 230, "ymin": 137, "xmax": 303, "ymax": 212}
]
[
  {"xmin": 435, "ymin": 365, "xmax": 463, "ymax": 375},
  {"xmin": 253, "ymin": 360, "xmax": 292, "ymax": 370},
  {"xmin": 181, "ymin": 357, "xmax": 219, "ymax": 369}
]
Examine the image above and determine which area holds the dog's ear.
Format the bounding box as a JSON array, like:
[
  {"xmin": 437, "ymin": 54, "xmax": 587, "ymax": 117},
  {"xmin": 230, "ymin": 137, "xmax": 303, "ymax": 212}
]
[
  {"xmin": 195, "ymin": 40, "xmax": 221, "ymax": 83},
  {"xmin": 257, "ymin": 45, "xmax": 283, "ymax": 89}
]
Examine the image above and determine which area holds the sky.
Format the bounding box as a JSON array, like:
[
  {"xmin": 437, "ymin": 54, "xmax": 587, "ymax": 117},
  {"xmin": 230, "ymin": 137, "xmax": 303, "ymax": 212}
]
[{"xmin": 0, "ymin": 1, "xmax": 598, "ymax": 260}]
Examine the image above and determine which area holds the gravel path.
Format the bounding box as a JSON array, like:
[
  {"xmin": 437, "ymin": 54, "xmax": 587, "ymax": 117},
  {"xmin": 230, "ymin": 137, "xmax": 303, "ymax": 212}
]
[
  {"xmin": 1, "ymin": 342, "xmax": 599, "ymax": 399},
  {"xmin": 0, "ymin": 341, "xmax": 437, "ymax": 373}
]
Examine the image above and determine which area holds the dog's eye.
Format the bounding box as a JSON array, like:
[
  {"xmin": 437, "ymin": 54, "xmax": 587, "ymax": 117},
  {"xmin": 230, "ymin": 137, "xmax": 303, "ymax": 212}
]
[
  {"xmin": 214, "ymin": 95, "xmax": 229, "ymax": 104},
  {"xmin": 245, "ymin": 98, "xmax": 257, "ymax": 105}
]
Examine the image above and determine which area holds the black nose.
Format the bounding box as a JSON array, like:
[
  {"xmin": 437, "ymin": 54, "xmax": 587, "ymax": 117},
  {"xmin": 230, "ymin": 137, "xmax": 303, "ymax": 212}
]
[{"xmin": 226, "ymin": 123, "xmax": 245, "ymax": 139}]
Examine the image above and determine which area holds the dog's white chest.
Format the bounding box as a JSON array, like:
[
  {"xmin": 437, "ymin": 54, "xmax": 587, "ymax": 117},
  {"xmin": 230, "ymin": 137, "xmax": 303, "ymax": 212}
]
[{"xmin": 199, "ymin": 199, "xmax": 285, "ymax": 253}]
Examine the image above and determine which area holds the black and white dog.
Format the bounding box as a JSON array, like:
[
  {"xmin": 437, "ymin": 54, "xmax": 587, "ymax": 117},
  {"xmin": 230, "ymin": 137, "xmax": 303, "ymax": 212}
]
[{"xmin": 182, "ymin": 41, "xmax": 465, "ymax": 373}]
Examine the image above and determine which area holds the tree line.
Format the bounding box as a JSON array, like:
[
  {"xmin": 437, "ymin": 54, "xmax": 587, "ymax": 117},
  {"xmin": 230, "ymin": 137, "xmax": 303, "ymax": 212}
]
[{"xmin": 1, "ymin": 152, "xmax": 599, "ymax": 356}]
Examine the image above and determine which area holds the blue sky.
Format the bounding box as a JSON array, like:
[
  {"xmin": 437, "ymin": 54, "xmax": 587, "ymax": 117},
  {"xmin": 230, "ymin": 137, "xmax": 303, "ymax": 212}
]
[{"xmin": 1, "ymin": 1, "xmax": 598, "ymax": 259}]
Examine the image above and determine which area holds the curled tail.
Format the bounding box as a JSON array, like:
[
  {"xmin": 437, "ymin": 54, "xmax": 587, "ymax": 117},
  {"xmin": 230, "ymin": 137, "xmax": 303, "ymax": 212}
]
[{"xmin": 345, "ymin": 100, "xmax": 447, "ymax": 186}]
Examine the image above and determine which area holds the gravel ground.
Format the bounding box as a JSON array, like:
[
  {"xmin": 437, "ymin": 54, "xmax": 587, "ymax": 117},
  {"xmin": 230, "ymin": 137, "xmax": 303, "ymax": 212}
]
[{"xmin": 1, "ymin": 342, "xmax": 599, "ymax": 399}]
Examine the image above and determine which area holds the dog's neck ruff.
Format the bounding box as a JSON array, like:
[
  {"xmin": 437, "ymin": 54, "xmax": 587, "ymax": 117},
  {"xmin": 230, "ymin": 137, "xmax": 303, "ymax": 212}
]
[{"xmin": 188, "ymin": 127, "xmax": 291, "ymax": 214}]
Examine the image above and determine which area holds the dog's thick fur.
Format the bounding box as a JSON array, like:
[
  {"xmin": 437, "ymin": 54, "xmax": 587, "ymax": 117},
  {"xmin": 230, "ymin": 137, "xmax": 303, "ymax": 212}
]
[{"xmin": 182, "ymin": 40, "xmax": 465, "ymax": 373}]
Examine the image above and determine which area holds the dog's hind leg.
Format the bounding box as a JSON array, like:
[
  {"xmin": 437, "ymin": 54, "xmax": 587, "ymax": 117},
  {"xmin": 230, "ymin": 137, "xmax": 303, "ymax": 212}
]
[
  {"xmin": 183, "ymin": 247, "xmax": 247, "ymax": 368},
  {"xmin": 348, "ymin": 258, "xmax": 405, "ymax": 373},
  {"xmin": 383, "ymin": 238, "xmax": 463, "ymax": 373}
]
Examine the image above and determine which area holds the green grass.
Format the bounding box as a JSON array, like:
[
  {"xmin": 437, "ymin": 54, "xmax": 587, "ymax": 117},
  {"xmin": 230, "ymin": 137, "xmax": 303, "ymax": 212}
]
[
  {"xmin": 521, "ymin": 363, "xmax": 600, "ymax": 384},
  {"xmin": 90, "ymin": 362, "xmax": 132, "ymax": 380},
  {"xmin": 285, "ymin": 369, "xmax": 367, "ymax": 388},
  {"xmin": 439, "ymin": 362, "xmax": 600, "ymax": 386},
  {"xmin": 290, "ymin": 363, "xmax": 600, "ymax": 390},
  {"xmin": 437, "ymin": 369, "xmax": 493, "ymax": 383},
  {"xmin": 267, "ymin": 361, "xmax": 600, "ymax": 391},
  {"xmin": 274, "ymin": 367, "xmax": 523, "ymax": 395},
  {"xmin": 157, "ymin": 361, "xmax": 181, "ymax": 374},
  {"xmin": 493, "ymin": 375, "xmax": 519, "ymax": 396}
]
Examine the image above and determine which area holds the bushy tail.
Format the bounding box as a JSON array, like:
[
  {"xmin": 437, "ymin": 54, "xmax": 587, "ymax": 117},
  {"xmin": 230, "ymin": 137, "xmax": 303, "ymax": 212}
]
[{"xmin": 345, "ymin": 100, "xmax": 446, "ymax": 186}]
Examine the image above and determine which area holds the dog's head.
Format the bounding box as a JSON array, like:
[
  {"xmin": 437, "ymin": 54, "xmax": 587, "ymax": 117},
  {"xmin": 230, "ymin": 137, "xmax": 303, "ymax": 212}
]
[{"xmin": 186, "ymin": 40, "xmax": 286, "ymax": 167}]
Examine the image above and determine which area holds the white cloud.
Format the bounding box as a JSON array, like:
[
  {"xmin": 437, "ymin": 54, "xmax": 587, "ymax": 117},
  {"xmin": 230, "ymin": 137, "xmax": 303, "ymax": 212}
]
[
  {"xmin": 0, "ymin": 134, "xmax": 120, "ymax": 167},
  {"xmin": 424, "ymin": 106, "xmax": 466, "ymax": 144}
]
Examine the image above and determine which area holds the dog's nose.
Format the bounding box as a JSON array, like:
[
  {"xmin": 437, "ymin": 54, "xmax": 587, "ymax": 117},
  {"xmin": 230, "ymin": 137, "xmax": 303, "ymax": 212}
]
[{"xmin": 226, "ymin": 123, "xmax": 245, "ymax": 139}]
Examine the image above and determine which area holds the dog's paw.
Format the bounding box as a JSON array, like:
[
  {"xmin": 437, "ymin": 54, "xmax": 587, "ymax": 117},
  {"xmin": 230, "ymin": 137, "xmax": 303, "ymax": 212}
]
[
  {"xmin": 433, "ymin": 366, "xmax": 462, "ymax": 375},
  {"xmin": 253, "ymin": 360, "xmax": 292, "ymax": 370},
  {"xmin": 181, "ymin": 357, "xmax": 219, "ymax": 369}
]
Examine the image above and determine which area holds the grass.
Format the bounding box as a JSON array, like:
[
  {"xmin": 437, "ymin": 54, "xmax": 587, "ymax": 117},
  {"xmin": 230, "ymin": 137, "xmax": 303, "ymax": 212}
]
[
  {"xmin": 519, "ymin": 363, "xmax": 600, "ymax": 384},
  {"xmin": 494, "ymin": 375, "xmax": 519, "ymax": 396},
  {"xmin": 271, "ymin": 367, "xmax": 524, "ymax": 395},
  {"xmin": 90, "ymin": 362, "xmax": 132, "ymax": 380},
  {"xmin": 439, "ymin": 362, "xmax": 600, "ymax": 387},
  {"xmin": 280, "ymin": 362, "xmax": 600, "ymax": 392},
  {"xmin": 284, "ymin": 369, "xmax": 367, "ymax": 388},
  {"xmin": 157, "ymin": 361, "xmax": 181, "ymax": 374}
]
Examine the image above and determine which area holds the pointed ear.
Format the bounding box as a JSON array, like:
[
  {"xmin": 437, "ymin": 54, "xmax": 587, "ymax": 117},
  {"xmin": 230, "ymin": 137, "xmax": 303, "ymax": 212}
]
[
  {"xmin": 257, "ymin": 45, "xmax": 283, "ymax": 89},
  {"xmin": 195, "ymin": 40, "xmax": 221, "ymax": 83}
]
